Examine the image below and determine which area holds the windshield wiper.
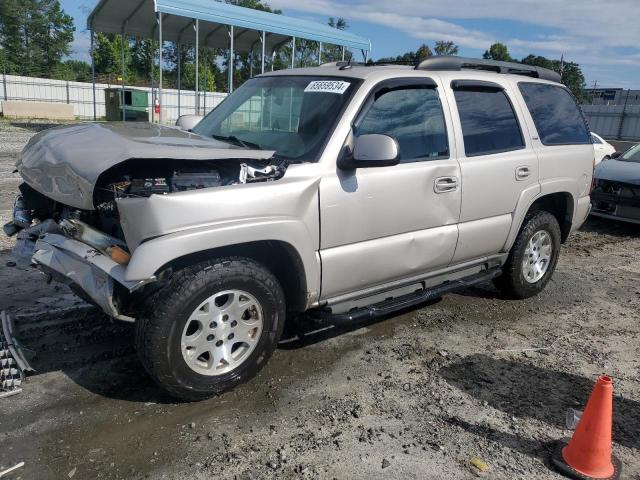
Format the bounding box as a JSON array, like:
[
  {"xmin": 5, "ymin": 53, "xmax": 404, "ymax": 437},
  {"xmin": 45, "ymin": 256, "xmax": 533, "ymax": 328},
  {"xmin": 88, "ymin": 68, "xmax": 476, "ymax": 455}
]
[{"xmin": 212, "ymin": 134, "xmax": 261, "ymax": 150}]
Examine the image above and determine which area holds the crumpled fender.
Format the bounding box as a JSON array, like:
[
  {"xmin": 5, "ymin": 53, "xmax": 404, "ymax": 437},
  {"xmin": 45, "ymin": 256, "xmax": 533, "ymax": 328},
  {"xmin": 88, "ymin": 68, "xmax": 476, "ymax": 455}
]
[{"xmin": 121, "ymin": 173, "xmax": 322, "ymax": 304}]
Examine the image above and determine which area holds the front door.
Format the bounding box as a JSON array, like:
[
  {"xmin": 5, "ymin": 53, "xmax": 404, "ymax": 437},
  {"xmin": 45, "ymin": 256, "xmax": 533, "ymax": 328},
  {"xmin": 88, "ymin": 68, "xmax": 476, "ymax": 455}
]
[{"xmin": 319, "ymin": 78, "xmax": 461, "ymax": 301}]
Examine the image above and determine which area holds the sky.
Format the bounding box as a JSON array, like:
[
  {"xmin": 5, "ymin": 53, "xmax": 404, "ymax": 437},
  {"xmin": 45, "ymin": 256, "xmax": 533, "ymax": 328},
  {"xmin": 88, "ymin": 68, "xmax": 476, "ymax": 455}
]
[{"xmin": 63, "ymin": 0, "xmax": 640, "ymax": 88}]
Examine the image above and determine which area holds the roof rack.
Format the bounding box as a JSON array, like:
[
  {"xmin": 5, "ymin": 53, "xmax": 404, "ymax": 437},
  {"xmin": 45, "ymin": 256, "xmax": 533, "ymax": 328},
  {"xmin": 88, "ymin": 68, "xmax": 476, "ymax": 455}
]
[{"xmin": 415, "ymin": 56, "xmax": 561, "ymax": 83}]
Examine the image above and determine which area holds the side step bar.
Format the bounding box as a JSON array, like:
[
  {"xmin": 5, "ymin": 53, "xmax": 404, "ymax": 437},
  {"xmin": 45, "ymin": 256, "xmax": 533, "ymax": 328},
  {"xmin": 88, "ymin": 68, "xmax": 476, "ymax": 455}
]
[{"xmin": 311, "ymin": 268, "xmax": 501, "ymax": 325}]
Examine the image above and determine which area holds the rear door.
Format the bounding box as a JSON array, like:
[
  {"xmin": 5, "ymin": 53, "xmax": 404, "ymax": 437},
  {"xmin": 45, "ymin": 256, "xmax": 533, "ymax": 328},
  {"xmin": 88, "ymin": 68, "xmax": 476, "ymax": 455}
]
[
  {"xmin": 443, "ymin": 77, "xmax": 539, "ymax": 264},
  {"xmin": 319, "ymin": 77, "xmax": 461, "ymax": 300}
]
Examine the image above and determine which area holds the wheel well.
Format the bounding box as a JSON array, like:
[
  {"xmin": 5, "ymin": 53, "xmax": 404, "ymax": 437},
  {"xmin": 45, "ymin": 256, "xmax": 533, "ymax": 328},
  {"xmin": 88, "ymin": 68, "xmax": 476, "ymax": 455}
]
[
  {"xmin": 528, "ymin": 192, "xmax": 574, "ymax": 243},
  {"xmin": 154, "ymin": 241, "xmax": 308, "ymax": 313}
]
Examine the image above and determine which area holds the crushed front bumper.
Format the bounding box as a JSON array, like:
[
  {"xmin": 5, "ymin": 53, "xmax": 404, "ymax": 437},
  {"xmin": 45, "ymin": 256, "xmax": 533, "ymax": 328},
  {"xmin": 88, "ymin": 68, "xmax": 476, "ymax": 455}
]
[
  {"xmin": 591, "ymin": 192, "xmax": 640, "ymax": 225},
  {"xmin": 32, "ymin": 234, "xmax": 154, "ymax": 321}
]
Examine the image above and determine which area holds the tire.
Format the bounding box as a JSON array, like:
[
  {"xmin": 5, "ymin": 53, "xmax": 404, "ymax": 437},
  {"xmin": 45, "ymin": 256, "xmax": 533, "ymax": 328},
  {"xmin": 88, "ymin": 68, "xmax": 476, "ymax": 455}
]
[
  {"xmin": 494, "ymin": 211, "xmax": 561, "ymax": 299},
  {"xmin": 135, "ymin": 257, "xmax": 286, "ymax": 401}
]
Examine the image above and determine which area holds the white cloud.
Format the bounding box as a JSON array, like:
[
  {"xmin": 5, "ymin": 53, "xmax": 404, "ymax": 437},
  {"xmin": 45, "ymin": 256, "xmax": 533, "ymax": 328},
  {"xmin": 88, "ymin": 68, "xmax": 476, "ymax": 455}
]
[{"xmin": 268, "ymin": 0, "xmax": 640, "ymax": 79}]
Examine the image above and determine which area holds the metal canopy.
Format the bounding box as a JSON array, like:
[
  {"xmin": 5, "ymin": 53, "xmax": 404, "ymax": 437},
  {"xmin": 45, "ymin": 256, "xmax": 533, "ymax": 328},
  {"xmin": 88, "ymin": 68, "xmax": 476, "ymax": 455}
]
[
  {"xmin": 88, "ymin": 0, "xmax": 371, "ymax": 53},
  {"xmin": 87, "ymin": 0, "xmax": 371, "ymax": 124}
]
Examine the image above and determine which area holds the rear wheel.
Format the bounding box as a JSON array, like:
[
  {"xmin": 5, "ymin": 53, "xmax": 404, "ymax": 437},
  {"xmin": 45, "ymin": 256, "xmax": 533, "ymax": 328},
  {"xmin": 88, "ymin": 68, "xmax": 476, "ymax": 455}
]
[
  {"xmin": 135, "ymin": 257, "xmax": 286, "ymax": 401},
  {"xmin": 495, "ymin": 211, "xmax": 561, "ymax": 299}
]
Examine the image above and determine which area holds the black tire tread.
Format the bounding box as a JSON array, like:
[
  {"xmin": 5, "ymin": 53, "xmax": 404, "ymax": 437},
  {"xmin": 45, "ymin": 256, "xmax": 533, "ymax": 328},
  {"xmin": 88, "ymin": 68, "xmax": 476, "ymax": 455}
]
[
  {"xmin": 135, "ymin": 256, "xmax": 285, "ymax": 401},
  {"xmin": 495, "ymin": 210, "xmax": 561, "ymax": 299}
]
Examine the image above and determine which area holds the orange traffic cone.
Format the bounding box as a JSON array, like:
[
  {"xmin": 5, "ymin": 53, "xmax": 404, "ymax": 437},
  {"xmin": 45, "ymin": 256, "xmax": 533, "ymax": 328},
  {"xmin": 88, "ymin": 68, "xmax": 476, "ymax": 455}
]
[{"xmin": 551, "ymin": 375, "xmax": 622, "ymax": 480}]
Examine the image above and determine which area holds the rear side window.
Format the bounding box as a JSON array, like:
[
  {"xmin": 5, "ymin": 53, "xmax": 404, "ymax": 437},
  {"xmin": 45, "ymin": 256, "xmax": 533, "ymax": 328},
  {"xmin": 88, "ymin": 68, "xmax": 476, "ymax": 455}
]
[
  {"xmin": 519, "ymin": 83, "xmax": 590, "ymax": 145},
  {"xmin": 355, "ymin": 86, "xmax": 449, "ymax": 162},
  {"xmin": 453, "ymin": 87, "xmax": 524, "ymax": 157}
]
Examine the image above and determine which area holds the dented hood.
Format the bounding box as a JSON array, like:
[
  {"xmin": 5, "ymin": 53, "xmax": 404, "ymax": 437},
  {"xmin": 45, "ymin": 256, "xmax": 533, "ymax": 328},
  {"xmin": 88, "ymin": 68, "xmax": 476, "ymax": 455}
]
[
  {"xmin": 595, "ymin": 159, "xmax": 640, "ymax": 186},
  {"xmin": 16, "ymin": 122, "xmax": 275, "ymax": 210}
]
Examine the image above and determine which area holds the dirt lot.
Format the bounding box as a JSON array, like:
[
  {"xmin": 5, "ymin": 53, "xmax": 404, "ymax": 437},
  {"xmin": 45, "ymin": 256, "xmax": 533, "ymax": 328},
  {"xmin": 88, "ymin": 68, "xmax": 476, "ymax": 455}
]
[{"xmin": 1, "ymin": 121, "xmax": 639, "ymax": 479}]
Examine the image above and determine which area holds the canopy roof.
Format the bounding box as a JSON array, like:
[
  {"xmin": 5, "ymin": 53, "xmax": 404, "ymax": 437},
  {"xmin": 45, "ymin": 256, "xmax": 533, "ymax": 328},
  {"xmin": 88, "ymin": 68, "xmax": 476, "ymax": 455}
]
[{"xmin": 88, "ymin": 0, "xmax": 371, "ymax": 53}]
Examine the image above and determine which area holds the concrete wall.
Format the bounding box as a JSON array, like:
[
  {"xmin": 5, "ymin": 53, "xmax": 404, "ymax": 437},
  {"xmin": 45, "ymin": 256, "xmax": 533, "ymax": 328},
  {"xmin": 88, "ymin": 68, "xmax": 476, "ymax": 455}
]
[
  {"xmin": 1, "ymin": 74, "xmax": 226, "ymax": 124},
  {"xmin": 1, "ymin": 100, "xmax": 75, "ymax": 120},
  {"xmin": 582, "ymin": 104, "xmax": 640, "ymax": 141}
]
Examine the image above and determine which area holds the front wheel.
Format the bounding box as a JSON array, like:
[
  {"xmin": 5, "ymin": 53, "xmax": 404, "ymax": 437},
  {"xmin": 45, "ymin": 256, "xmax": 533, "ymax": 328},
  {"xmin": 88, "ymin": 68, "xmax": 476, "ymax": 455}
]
[
  {"xmin": 135, "ymin": 257, "xmax": 286, "ymax": 401},
  {"xmin": 494, "ymin": 211, "xmax": 561, "ymax": 299}
]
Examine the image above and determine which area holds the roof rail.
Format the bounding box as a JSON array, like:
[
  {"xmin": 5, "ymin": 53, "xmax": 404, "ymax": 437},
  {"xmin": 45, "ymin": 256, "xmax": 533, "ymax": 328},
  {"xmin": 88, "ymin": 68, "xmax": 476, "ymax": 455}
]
[{"xmin": 415, "ymin": 56, "xmax": 561, "ymax": 83}]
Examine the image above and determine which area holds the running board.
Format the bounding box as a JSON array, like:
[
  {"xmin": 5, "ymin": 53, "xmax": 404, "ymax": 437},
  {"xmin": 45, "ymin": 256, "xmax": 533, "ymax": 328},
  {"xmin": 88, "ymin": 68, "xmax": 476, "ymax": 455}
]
[{"xmin": 311, "ymin": 268, "xmax": 501, "ymax": 325}]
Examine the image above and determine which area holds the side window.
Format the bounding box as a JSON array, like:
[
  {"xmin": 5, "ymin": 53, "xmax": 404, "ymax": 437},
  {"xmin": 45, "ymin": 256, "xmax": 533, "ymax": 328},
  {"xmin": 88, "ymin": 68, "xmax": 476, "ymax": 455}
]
[
  {"xmin": 591, "ymin": 133, "xmax": 602, "ymax": 144},
  {"xmin": 453, "ymin": 86, "xmax": 525, "ymax": 157},
  {"xmin": 355, "ymin": 86, "xmax": 449, "ymax": 162},
  {"xmin": 518, "ymin": 83, "xmax": 590, "ymax": 145}
]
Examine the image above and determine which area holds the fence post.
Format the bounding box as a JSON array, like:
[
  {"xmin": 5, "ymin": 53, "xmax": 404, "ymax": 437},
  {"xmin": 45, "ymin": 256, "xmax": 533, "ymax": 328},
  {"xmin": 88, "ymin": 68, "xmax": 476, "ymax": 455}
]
[
  {"xmin": 2, "ymin": 68, "xmax": 7, "ymax": 101},
  {"xmin": 65, "ymin": 80, "xmax": 70, "ymax": 104},
  {"xmin": 616, "ymin": 89, "xmax": 630, "ymax": 140}
]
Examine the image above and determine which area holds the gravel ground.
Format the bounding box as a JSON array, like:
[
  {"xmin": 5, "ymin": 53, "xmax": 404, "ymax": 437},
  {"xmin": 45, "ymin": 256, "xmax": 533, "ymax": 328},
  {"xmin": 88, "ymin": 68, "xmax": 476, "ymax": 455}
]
[{"xmin": 0, "ymin": 121, "xmax": 639, "ymax": 480}]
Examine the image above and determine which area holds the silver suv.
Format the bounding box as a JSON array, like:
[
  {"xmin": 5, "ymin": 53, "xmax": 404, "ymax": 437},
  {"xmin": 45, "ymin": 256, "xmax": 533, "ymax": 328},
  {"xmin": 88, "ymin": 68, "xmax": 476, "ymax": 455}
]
[{"xmin": 5, "ymin": 57, "xmax": 594, "ymax": 400}]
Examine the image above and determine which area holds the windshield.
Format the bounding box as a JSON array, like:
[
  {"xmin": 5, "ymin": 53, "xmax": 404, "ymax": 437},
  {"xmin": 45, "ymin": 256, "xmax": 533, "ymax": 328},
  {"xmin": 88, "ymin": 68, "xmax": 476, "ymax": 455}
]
[
  {"xmin": 620, "ymin": 144, "xmax": 640, "ymax": 163},
  {"xmin": 193, "ymin": 76, "xmax": 360, "ymax": 161}
]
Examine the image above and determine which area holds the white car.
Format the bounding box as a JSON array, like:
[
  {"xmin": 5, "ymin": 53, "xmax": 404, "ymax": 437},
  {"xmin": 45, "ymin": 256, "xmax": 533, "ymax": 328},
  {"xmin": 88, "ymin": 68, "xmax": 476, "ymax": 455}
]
[
  {"xmin": 591, "ymin": 132, "xmax": 616, "ymax": 164},
  {"xmin": 175, "ymin": 114, "xmax": 204, "ymax": 131}
]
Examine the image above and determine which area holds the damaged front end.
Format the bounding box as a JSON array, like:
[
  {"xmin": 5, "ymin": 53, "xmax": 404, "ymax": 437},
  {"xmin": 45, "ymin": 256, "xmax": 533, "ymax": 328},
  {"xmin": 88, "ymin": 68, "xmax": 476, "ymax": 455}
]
[
  {"xmin": 4, "ymin": 123, "xmax": 287, "ymax": 321},
  {"xmin": 591, "ymin": 157, "xmax": 640, "ymax": 224}
]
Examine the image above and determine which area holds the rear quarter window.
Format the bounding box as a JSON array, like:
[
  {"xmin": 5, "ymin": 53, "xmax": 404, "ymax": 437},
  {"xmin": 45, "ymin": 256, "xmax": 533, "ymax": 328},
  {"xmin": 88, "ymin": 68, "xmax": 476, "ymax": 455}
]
[{"xmin": 518, "ymin": 83, "xmax": 590, "ymax": 145}]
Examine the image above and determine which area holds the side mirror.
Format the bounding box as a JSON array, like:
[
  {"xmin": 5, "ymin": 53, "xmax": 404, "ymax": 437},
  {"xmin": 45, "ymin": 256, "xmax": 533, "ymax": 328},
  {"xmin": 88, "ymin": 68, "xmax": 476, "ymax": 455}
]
[
  {"xmin": 611, "ymin": 151, "xmax": 621, "ymax": 159},
  {"xmin": 339, "ymin": 134, "xmax": 400, "ymax": 169}
]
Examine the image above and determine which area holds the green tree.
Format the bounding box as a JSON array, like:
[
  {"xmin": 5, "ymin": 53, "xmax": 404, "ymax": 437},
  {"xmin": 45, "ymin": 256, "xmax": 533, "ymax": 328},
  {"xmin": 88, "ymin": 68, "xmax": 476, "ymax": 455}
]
[
  {"xmin": 520, "ymin": 54, "xmax": 586, "ymax": 100},
  {"xmin": 91, "ymin": 33, "xmax": 133, "ymax": 82},
  {"xmin": 51, "ymin": 59, "xmax": 92, "ymax": 81},
  {"xmin": 483, "ymin": 42, "xmax": 512, "ymax": 61},
  {"xmin": 415, "ymin": 44, "xmax": 433, "ymax": 62},
  {"xmin": 377, "ymin": 43, "xmax": 432, "ymax": 65},
  {"xmin": 0, "ymin": 0, "xmax": 75, "ymax": 76},
  {"xmin": 434, "ymin": 40, "xmax": 459, "ymax": 56}
]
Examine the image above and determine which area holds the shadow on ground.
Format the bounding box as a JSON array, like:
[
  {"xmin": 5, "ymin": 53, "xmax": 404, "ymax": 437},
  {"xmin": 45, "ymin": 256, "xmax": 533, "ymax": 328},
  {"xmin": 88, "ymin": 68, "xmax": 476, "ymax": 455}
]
[
  {"xmin": 9, "ymin": 121, "xmax": 67, "ymax": 132},
  {"xmin": 440, "ymin": 354, "xmax": 639, "ymax": 450},
  {"xmin": 580, "ymin": 217, "xmax": 640, "ymax": 237}
]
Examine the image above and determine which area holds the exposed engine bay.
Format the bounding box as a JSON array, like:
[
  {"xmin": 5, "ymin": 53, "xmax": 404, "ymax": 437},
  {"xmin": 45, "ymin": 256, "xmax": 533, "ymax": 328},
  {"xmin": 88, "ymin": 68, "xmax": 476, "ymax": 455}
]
[{"xmin": 5, "ymin": 157, "xmax": 287, "ymax": 266}]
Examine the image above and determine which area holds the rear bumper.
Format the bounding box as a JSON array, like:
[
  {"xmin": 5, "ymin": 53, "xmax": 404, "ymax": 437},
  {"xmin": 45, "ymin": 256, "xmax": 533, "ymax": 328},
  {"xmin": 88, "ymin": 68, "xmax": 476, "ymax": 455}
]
[
  {"xmin": 32, "ymin": 234, "xmax": 153, "ymax": 321},
  {"xmin": 571, "ymin": 196, "xmax": 592, "ymax": 233}
]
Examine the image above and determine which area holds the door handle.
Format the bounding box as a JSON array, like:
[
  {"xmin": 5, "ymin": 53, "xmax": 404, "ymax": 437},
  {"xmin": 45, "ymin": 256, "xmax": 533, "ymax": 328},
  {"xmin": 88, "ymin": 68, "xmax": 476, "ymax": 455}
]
[
  {"xmin": 515, "ymin": 166, "xmax": 531, "ymax": 181},
  {"xmin": 434, "ymin": 176, "xmax": 459, "ymax": 193}
]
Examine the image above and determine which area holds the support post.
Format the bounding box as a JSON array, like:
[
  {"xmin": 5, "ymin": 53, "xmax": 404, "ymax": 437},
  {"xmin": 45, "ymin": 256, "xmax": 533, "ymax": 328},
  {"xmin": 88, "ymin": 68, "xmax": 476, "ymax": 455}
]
[
  {"xmin": 261, "ymin": 31, "xmax": 265, "ymax": 74},
  {"xmin": 158, "ymin": 13, "xmax": 163, "ymax": 124},
  {"xmin": 342, "ymin": 46, "xmax": 345, "ymax": 61},
  {"xmin": 318, "ymin": 42, "xmax": 322, "ymax": 65},
  {"xmin": 65, "ymin": 80, "xmax": 70, "ymax": 104},
  {"xmin": 2, "ymin": 67, "xmax": 7, "ymax": 101},
  {"xmin": 121, "ymin": 24, "xmax": 127, "ymax": 121},
  {"xmin": 195, "ymin": 19, "xmax": 199, "ymax": 114},
  {"xmin": 90, "ymin": 29, "xmax": 96, "ymax": 120},
  {"xmin": 228, "ymin": 26, "xmax": 234, "ymax": 93},
  {"xmin": 177, "ymin": 42, "xmax": 181, "ymax": 118},
  {"xmin": 291, "ymin": 36, "xmax": 295, "ymax": 69},
  {"xmin": 271, "ymin": 51, "xmax": 275, "ymax": 71},
  {"xmin": 617, "ymin": 88, "xmax": 630, "ymax": 140}
]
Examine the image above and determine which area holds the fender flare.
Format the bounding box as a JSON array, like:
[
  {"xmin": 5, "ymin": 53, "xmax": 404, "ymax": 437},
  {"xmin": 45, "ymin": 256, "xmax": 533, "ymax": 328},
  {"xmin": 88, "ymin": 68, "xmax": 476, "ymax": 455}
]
[{"xmin": 502, "ymin": 179, "xmax": 578, "ymax": 252}]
